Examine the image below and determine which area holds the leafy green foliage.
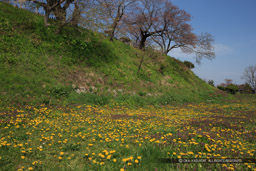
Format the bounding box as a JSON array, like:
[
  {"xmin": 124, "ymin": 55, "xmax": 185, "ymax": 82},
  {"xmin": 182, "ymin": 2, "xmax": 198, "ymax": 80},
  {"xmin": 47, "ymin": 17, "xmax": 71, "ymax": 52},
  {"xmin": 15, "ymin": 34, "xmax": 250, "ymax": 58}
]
[
  {"xmin": 183, "ymin": 60, "xmax": 195, "ymax": 69},
  {"xmin": 208, "ymin": 80, "xmax": 215, "ymax": 86},
  {"xmin": 226, "ymin": 84, "xmax": 239, "ymax": 94}
]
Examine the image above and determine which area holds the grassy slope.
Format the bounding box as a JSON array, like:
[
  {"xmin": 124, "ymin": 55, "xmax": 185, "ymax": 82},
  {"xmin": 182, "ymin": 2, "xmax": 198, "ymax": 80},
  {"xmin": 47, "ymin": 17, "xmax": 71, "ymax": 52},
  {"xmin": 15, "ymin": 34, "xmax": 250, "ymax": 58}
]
[{"xmin": 0, "ymin": 3, "xmax": 224, "ymax": 107}]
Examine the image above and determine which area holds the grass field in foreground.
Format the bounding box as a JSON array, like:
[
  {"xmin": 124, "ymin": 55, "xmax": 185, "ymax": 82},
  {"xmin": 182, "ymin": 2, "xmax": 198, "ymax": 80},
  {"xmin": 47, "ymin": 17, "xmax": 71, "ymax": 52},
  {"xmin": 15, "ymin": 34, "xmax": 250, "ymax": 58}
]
[{"xmin": 0, "ymin": 101, "xmax": 255, "ymax": 171}]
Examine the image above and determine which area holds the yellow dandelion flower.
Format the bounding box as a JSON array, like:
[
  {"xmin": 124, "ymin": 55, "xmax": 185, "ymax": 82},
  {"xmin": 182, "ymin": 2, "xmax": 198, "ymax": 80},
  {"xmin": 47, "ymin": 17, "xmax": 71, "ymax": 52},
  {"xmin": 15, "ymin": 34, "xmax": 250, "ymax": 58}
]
[
  {"xmin": 128, "ymin": 162, "xmax": 132, "ymax": 166},
  {"xmin": 32, "ymin": 161, "xmax": 37, "ymax": 165},
  {"xmin": 21, "ymin": 156, "xmax": 25, "ymax": 159},
  {"xmin": 58, "ymin": 156, "xmax": 62, "ymax": 160},
  {"xmin": 137, "ymin": 156, "xmax": 142, "ymax": 160},
  {"xmin": 28, "ymin": 167, "xmax": 33, "ymax": 170},
  {"xmin": 187, "ymin": 151, "xmax": 194, "ymax": 155},
  {"xmin": 227, "ymin": 167, "xmax": 234, "ymax": 170},
  {"xmin": 135, "ymin": 159, "xmax": 139, "ymax": 163},
  {"xmin": 120, "ymin": 169, "xmax": 125, "ymax": 171},
  {"xmin": 110, "ymin": 150, "xmax": 116, "ymax": 154},
  {"xmin": 60, "ymin": 152, "xmax": 64, "ymax": 156},
  {"xmin": 113, "ymin": 159, "xmax": 117, "ymax": 162}
]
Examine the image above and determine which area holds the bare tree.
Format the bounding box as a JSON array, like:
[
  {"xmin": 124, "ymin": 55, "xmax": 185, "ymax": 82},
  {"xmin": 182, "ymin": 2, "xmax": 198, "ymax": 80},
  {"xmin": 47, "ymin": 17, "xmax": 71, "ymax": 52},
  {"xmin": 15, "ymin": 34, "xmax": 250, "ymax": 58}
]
[
  {"xmin": 28, "ymin": 0, "xmax": 89, "ymax": 33},
  {"xmin": 181, "ymin": 33, "xmax": 215, "ymax": 64},
  {"xmin": 150, "ymin": 1, "xmax": 197, "ymax": 54},
  {"xmin": 124, "ymin": 0, "xmax": 168, "ymax": 49},
  {"xmin": 55, "ymin": 0, "xmax": 87, "ymax": 33},
  {"xmin": 52, "ymin": 0, "xmax": 75, "ymax": 25},
  {"xmin": 93, "ymin": 0, "xmax": 136, "ymax": 41},
  {"xmin": 28, "ymin": 0, "xmax": 66, "ymax": 26},
  {"xmin": 123, "ymin": 0, "xmax": 215, "ymax": 63},
  {"xmin": 242, "ymin": 65, "xmax": 256, "ymax": 93}
]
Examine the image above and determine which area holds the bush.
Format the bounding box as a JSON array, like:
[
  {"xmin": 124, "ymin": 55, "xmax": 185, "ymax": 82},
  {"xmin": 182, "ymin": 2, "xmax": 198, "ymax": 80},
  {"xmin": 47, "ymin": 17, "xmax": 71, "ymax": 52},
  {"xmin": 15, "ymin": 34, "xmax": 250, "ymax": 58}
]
[
  {"xmin": 183, "ymin": 61, "xmax": 195, "ymax": 69},
  {"xmin": 208, "ymin": 80, "xmax": 215, "ymax": 86},
  {"xmin": 217, "ymin": 86, "xmax": 226, "ymax": 91},
  {"xmin": 49, "ymin": 85, "xmax": 73, "ymax": 99},
  {"xmin": 119, "ymin": 37, "xmax": 131, "ymax": 44},
  {"xmin": 226, "ymin": 84, "xmax": 238, "ymax": 94},
  {"xmin": 217, "ymin": 84, "xmax": 238, "ymax": 94},
  {"xmin": 241, "ymin": 83, "xmax": 253, "ymax": 94}
]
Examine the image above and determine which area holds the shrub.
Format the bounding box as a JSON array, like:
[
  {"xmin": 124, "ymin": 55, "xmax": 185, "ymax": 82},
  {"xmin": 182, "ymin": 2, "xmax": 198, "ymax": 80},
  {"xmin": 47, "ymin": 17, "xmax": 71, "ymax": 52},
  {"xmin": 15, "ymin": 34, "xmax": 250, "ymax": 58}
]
[
  {"xmin": 208, "ymin": 80, "xmax": 215, "ymax": 86},
  {"xmin": 226, "ymin": 84, "xmax": 239, "ymax": 94},
  {"xmin": 119, "ymin": 37, "xmax": 131, "ymax": 44},
  {"xmin": 217, "ymin": 86, "xmax": 226, "ymax": 91},
  {"xmin": 183, "ymin": 61, "xmax": 195, "ymax": 69}
]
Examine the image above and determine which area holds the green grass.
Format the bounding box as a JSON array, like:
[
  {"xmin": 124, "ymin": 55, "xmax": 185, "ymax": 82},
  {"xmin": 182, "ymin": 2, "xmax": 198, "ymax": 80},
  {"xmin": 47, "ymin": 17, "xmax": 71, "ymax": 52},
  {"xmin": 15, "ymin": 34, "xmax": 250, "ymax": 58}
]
[{"xmin": 0, "ymin": 2, "xmax": 226, "ymax": 108}]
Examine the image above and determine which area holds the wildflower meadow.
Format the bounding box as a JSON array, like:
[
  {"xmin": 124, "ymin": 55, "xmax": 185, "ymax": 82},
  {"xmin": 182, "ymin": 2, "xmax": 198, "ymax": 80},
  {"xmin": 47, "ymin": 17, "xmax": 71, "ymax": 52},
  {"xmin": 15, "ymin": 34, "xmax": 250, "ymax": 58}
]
[{"xmin": 0, "ymin": 101, "xmax": 255, "ymax": 170}]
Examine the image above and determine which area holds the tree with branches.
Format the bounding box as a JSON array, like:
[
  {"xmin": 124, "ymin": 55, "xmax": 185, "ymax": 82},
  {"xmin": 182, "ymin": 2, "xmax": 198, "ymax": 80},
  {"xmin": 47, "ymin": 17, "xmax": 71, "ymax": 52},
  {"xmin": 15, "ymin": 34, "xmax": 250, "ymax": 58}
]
[
  {"xmin": 242, "ymin": 65, "xmax": 256, "ymax": 93},
  {"xmin": 180, "ymin": 33, "xmax": 215, "ymax": 64},
  {"xmin": 28, "ymin": 0, "xmax": 66, "ymax": 26},
  {"xmin": 124, "ymin": 0, "xmax": 215, "ymax": 63},
  {"xmin": 93, "ymin": 0, "xmax": 136, "ymax": 41},
  {"xmin": 123, "ymin": 0, "xmax": 168, "ymax": 49},
  {"xmin": 150, "ymin": 1, "xmax": 197, "ymax": 54}
]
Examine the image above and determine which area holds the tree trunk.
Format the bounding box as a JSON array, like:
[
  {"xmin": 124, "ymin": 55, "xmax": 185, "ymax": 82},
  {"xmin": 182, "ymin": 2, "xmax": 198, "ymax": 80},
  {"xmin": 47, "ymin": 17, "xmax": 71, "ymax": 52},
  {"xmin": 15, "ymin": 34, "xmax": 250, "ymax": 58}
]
[
  {"xmin": 71, "ymin": 3, "xmax": 80, "ymax": 27},
  {"xmin": 139, "ymin": 36, "xmax": 147, "ymax": 50},
  {"xmin": 109, "ymin": 11, "xmax": 123, "ymax": 41},
  {"xmin": 109, "ymin": 22, "xmax": 118, "ymax": 41},
  {"xmin": 44, "ymin": 8, "xmax": 49, "ymax": 26},
  {"xmin": 54, "ymin": 7, "xmax": 66, "ymax": 24}
]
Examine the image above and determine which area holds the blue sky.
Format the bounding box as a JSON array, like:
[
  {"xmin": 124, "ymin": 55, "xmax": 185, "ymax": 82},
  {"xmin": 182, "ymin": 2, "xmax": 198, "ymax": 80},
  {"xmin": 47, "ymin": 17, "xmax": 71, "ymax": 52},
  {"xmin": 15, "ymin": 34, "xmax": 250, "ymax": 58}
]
[{"xmin": 169, "ymin": 0, "xmax": 256, "ymax": 85}]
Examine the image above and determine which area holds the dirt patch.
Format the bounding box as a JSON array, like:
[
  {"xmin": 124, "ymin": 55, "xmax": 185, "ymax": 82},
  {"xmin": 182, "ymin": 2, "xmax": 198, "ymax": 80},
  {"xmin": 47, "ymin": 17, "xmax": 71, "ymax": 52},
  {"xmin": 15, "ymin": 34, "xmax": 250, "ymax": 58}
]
[{"xmin": 67, "ymin": 70, "xmax": 105, "ymax": 90}]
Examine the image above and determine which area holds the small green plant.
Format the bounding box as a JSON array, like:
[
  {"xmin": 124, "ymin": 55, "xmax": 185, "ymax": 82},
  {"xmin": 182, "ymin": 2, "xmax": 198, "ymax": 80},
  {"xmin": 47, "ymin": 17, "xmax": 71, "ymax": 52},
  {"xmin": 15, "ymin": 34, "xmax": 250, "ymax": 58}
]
[
  {"xmin": 183, "ymin": 60, "xmax": 195, "ymax": 69},
  {"xmin": 208, "ymin": 80, "xmax": 215, "ymax": 86},
  {"xmin": 138, "ymin": 91, "xmax": 146, "ymax": 97},
  {"xmin": 49, "ymin": 85, "xmax": 72, "ymax": 99}
]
